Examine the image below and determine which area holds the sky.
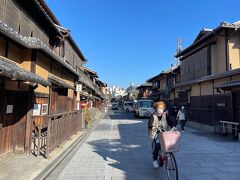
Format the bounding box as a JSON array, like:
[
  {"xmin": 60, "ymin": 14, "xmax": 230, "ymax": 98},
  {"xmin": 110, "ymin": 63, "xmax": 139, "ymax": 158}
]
[{"xmin": 46, "ymin": 0, "xmax": 240, "ymax": 88}]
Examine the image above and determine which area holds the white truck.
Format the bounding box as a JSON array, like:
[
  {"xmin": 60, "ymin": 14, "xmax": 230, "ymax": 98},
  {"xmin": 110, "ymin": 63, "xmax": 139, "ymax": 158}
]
[{"xmin": 135, "ymin": 99, "xmax": 154, "ymax": 118}]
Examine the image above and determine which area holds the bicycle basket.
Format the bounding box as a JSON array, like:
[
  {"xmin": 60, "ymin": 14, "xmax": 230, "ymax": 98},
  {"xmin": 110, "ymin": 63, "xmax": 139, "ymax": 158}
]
[{"xmin": 159, "ymin": 131, "xmax": 181, "ymax": 153}]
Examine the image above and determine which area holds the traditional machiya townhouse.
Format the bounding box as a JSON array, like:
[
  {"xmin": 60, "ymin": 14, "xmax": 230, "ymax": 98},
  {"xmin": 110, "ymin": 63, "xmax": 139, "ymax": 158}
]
[
  {"xmin": 175, "ymin": 21, "xmax": 240, "ymax": 131},
  {"xmin": 0, "ymin": 0, "xmax": 105, "ymax": 157},
  {"xmin": 162, "ymin": 65, "xmax": 180, "ymax": 106},
  {"xmin": 96, "ymin": 80, "xmax": 107, "ymax": 96},
  {"xmin": 80, "ymin": 67, "xmax": 105, "ymax": 108},
  {"xmin": 136, "ymin": 83, "xmax": 152, "ymax": 99},
  {"xmin": 147, "ymin": 74, "xmax": 162, "ymax": 102},
  {"xmin": 147, "ymin": 65, "xmax": 180, "ymax": 104},
  {"xmin": 95, "ymin": 79, "xmax": 107, "ymax": 108}
]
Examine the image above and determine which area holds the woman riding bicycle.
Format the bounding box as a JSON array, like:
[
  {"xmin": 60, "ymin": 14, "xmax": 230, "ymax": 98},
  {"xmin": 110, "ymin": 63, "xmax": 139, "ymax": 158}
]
[{"xmin": 148, "ymin": 101, "xmax": 172, "ymax": 168}]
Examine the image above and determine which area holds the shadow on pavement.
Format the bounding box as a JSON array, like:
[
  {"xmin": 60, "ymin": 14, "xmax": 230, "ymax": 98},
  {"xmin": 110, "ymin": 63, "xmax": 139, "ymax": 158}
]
[
  {"xmin": 185, "ymin": 128, "xmax": 239, "ymax": 143},
  {"xmin": 109, "ymin": 111, "xmax": 137, "ymax": 120},
  {"xmin": 88, "ymin": 111, "xmax": 167, "ymax": 180}
]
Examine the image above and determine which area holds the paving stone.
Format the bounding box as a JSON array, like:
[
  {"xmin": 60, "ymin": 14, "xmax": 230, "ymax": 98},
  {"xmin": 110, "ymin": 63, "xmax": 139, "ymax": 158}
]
[{"xmin": 46, "ymin": 110, "xmax": 240, "ymax": 180}]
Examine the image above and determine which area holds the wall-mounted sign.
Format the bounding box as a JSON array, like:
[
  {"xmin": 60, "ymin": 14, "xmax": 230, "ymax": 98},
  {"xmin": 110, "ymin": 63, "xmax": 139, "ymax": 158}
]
[
  {"xmin": 33, "ymin": 104, "xmax": 41, "ymax": 116},
  {"xmin": 41, "ymin": 104, "xmax": 48, "ymax": 115},
  {"xmin": 6, "ymin": 105, "xmax": 13, "ymax": 114},
  {"xmin": 217, "ymin": 103, "xmax": 226, "ymax": 107},
  {"xmin": 76, "ymin": 84, "xmax": 82, "ymax": 92}
]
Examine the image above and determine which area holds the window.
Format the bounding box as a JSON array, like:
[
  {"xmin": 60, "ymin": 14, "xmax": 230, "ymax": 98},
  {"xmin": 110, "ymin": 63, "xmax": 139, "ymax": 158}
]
[
  {"xmin": 139, "ymin": 101, "xmax": 153, "ymax": 108},
  {"xmin": 153, "ymin": 81, "xmax": 159, "ymax": 89},
  {"xmin": 59, "ymin": 41, "xmax": 65, "ymax": 58}
]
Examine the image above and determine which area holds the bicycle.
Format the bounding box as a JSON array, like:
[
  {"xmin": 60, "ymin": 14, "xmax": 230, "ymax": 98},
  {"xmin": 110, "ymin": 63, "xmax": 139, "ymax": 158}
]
[{"xmin": 153, "ymin": 126, "xmax": 180, "ymax": 180}]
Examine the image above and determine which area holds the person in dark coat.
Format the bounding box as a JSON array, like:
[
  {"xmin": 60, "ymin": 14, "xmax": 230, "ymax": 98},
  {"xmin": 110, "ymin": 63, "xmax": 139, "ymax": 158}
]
[{"xmin": 148, "ymin": 101, "xmax": 171, "ymax": 168}]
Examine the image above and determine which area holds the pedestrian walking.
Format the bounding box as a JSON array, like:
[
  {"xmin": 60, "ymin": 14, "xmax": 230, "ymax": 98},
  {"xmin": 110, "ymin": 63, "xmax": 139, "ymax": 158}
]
[
  {"xmin": 176, "ymin": 106, "xmax": 187, "ymax": 132},
  {"xmin": 169, "ymin": 105, "xmax": 178, "ymax": 127},
  {"xmin": 148, "ymin": 101, "xmax": 171, "ymax": 168}
]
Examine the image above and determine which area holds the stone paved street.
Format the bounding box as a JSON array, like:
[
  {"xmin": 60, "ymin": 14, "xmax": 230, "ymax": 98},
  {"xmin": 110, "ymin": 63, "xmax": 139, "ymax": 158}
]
[{"xmin": 47, "ymin": 110, "xmax": 240, "ymax": 180}]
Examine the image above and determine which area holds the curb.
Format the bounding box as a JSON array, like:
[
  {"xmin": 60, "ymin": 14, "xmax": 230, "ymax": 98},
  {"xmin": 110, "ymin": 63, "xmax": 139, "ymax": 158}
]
[{"xmin": 33, "ymin": 118, "xmax": 103, "ymax": 180}]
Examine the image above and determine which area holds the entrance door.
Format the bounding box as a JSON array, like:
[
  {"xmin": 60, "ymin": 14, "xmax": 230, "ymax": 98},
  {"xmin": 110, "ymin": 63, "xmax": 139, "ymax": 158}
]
[
  {"xmin": 233, "ymin": 92, "xmax": 240, "ymax": 123},
  {"xmin": 0, "ymin": 90, "xmax": 28, "ymax": 155}
]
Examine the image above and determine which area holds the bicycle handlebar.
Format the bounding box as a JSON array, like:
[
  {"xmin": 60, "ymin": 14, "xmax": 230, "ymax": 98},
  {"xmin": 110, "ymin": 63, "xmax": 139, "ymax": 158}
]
[{"xmin": 155, "ymin": 126, "xmax": 178, "ymax": 132}]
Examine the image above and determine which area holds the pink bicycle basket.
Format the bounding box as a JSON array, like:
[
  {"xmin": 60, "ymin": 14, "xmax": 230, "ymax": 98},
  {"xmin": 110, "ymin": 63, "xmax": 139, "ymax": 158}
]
[{"xmin": 159, "ymin": 131, "xmax": 181, "ymax": 153}]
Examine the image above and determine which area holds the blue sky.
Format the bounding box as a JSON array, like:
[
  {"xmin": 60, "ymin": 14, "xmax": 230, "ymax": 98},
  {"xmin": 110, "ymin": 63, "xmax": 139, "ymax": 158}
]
[{"xmin": 46, "ymin": 0, "xmax": 240, "ymax": 88}]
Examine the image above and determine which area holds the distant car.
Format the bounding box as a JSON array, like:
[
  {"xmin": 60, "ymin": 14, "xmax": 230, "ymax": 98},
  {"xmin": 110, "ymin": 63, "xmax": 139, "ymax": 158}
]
[
  {"xmin": 112, "ymin": 103, "xmax": 118, "ymax": 110},
  {"xmin": 135, "ymin": 99, "xmax": 154, "ymax": 118},
  {"xmin": 123, "ymin": 101, "xmax": 134, "ymax": 112}
]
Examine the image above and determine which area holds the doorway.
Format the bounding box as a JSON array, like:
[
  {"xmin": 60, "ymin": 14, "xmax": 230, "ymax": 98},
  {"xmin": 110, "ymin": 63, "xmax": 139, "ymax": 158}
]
[{"xmin": 0, "ymin": 90, "xmax": 28, "ymax": 155}]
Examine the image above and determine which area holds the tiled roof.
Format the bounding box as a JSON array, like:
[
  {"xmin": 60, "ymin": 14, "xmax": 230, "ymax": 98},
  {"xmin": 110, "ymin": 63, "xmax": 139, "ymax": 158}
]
[
  {"xmin": 0, "ymin": 56, "xmax": 51, "ymax": 87},
  {"xmin": 146, "ymin": 65, "xmax": 179, "ymax": 82}
]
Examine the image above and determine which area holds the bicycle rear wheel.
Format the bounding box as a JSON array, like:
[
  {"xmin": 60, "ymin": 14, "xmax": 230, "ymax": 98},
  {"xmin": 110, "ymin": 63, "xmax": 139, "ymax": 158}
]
[{"xmin": 165, "ymin": 152, "xmax": 178, "ymax": 180}]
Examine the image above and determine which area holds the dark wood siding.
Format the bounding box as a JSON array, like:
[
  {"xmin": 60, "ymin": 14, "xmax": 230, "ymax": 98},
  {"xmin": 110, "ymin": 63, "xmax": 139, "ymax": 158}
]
[
  {"xmin": 213, "ymin": 94, "xmax": 232, "ymax": 122},
  {"xmin": 0, "ymin": 89, "xmax": 28, "ymax": 156},
  {"xmin": 65, "ymin": 41, "xmax": 74, "ymax": 66},
  {"xmin": 178, "ymin": 91, "xmax": 188, "ymax": 105},
  {"xmin": 207, "ymin": 46, "xmax": 212, "ymax": 75},
  {"xmin": 167, "ymin": 76, "xmax": 175, "ymax": 89},
  {"xmin": 4, "ymin": 0, "xmax": 20, "ymax": 33},
  {"xmin": 233, "ymin": 92, "xmax": 240, "ymax": 123},
  {"xmin": 32, "ymin": 22, "xmax": 49, "ymax": 46},
  {"xmin": 0, "ymin": 0, "xmax": 6, "ymax": 22},
  {"xmin": 50, "ymin": 88, "xmax": 73, "ymax": 114},
  {"xmin": 64, "ymin": 40, "xmax": 83, "ymax": 68},
  {"xmin": 188, "ymin": 94, "xmax": 232, "ymax": 126},
  {"xmin": 0, "ymin": 0, "xmax": 85, "ymax": 69},
  {"xmin": 0, "ymin": 0, "xmax": 49, "ymax": 46},
  {"xmin": 181, "ymin": 47, "xmax": 209, "ymax": 83},
  {"xmin": 19, "ymin": 10, "xmax": 33, "ymax": 37},
  {"xmin": 0, "ymin": 36, "xmax": 6, "ymax": 56},
  {"xmin": 74, "ymin": 54, "xmax": 83, "ymax": 68}
]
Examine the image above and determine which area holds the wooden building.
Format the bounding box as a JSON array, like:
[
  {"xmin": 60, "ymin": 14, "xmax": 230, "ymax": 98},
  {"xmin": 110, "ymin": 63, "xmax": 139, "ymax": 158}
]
[
  {"xmin": 0, "ymin": 0, "xmax": 105, "ymax": 157},
  {"xmin": 147, "ymin": 74, "xmax": 162, "ymax": 102},
  {"xmin": 96, "ymin": 79, "xmax": 107, "ymax": 96},
  {"xmin": 81, "ymin": 67, "xmax": 105, "ymax": 108},
  {"xmin": 136, "ymin": 83, "xmax": 152, "ymax": 99},
  {"xmin": 175, "ymin": 21, "xmax": 240, "ymax": 128},
  {"xmin": 147, "ymin": 65, "xmax": 180, "ymax": 103}
]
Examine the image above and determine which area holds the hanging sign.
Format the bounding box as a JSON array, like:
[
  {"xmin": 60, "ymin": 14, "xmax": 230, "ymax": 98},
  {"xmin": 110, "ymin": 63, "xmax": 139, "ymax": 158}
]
[
  {"xmin": 6, "ymin": 105, "xmax": 13, "ymax": 114},
  {"xmin": 76, "ymin": 84, "xmax": 82, "ymax": 92}
]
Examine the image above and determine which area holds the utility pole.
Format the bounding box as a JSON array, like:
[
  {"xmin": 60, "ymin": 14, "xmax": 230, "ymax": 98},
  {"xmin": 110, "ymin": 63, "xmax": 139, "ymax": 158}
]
[{"xmin": 175, "ymin": 38, "xmax": 183, "ymax": 65}]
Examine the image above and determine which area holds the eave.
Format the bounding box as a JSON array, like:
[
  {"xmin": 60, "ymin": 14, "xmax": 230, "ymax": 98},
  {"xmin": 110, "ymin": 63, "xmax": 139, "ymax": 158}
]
[
  {"xmin": 0, "ymin": 56, "xmax": 51, "ymax": 87},
  {"xmin": 174, "ymin": 68, "xmax": 240, "ymax": 88},
  {"xmin": 215, "ymin": 80, "xmax": 240, "ymax": 90}
]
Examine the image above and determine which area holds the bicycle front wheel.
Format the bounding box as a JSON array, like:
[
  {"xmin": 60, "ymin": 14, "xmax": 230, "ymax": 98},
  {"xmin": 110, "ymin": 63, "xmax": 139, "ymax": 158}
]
[{"xmin": 165, "ymin": 152, "xmax": 178, "ymax": 180}]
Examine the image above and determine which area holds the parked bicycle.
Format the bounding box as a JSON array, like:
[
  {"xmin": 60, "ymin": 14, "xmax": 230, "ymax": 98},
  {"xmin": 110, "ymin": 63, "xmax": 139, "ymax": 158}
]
[{"xmin": 153, "ymin": 127, "xmax": 180, "ymax": 180}]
